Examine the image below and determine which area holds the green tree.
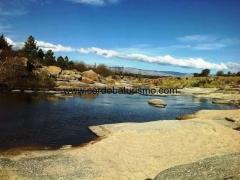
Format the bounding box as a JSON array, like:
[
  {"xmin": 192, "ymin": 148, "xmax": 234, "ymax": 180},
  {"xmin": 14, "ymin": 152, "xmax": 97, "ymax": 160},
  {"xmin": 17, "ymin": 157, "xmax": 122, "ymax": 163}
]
[
  {"xmin": 38, "ymin": 49, "xmax": 45, "ymax": 59},
  {"xmin": 227, "ymin": 71, "xmax": 232, "ymax": 76},
  {"xmin": 64, "ymin": 56, "xmax": 69, "ymax": 63},
  {"xmin": 57, "ymin": 56, "xmax": 66, "ymax": 68},
  {"xmin": 44, "ymin": 50, "xmax": 56, "ymax": 65},
  {"xmin": 0, "ymin": 34, "xmax": 13, "ymax": 62},
  {"xmin": 200, "ymin": 69, "xmax": 210, "ymax": 77},
  {"xmin": 68, "ymin": 60, "xmax": 74, "ymax": 67},
  {"xmin": 216, "ymin": 70, "xmax": 224, "ymax": 76},
  {"xmin": 65, "ymin": 56, "xmax": 74, "ymax": 69},
  {"xmin": 21, "ymin": 36, "xmax": 38, "ymax": 61},
  {"xmin": 193, "ymin": 73, "xmax": 200, "ymax": 77}
]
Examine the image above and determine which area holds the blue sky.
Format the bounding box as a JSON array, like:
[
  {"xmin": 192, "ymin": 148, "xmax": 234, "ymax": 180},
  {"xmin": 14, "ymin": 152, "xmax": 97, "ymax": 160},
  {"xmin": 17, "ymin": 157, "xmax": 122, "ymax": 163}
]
[{"xmin": 1, "ymin": 0, "xmax": 240, "ymax": 73}]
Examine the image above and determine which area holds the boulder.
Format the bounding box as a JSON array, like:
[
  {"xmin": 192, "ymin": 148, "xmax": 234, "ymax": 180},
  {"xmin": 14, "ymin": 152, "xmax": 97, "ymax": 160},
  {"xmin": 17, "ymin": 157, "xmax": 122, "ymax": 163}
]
[
  {"xmin": 10, "ymin": 57, "xmax": 28, "ymax": 71},
  {"xmin": 148, "ymin": 99, "xmax": 167, "ymax": 108},
  {"xmin": 17, "ymin": 57, "xmax": 28, "ymax": 67},
  {"xmin": 105, "ymin": 76, "xmax": 116, "ymax": 85},
  {"xmin": 59, "ymin": 70, "xmax": 82, "ymax": 81},
  {"xmin": 61, "ymin": 70, "xmax": 77, "ymax": 76},
  {"xmin": 82, "ymin": 70, "xmax": 99, "ymax": 81},
  {"xmin": 58, "ymin": 74, "xmax": 75, "ymax": 81},
  {"xmin": 81, "ymin": 77, "xmax": 94, "ymax": 84},
  {"xmin": 46, "ymin": 66, "xmax": 62, "ymax": 77},
  {"xmin": 56, "ymin": 80, "xmax": 90, "ymax": 89},
  {"xmin": 93, "ymin": 82, "xmax": 107, "ymax": 88}
]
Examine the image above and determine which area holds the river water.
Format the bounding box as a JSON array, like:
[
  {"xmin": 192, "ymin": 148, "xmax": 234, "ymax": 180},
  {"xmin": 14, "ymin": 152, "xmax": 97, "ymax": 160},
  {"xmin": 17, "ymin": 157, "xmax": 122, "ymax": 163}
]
[{"xmin": 0, "ymin": 93, "xmax": 237, "ymax": 149}]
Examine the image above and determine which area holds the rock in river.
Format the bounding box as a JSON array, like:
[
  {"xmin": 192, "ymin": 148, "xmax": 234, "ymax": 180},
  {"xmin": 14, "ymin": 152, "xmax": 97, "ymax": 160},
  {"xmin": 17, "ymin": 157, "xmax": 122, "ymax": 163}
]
[{"xmin": 148, "ymin": 99, "xmax": 167, "ymax": 108}]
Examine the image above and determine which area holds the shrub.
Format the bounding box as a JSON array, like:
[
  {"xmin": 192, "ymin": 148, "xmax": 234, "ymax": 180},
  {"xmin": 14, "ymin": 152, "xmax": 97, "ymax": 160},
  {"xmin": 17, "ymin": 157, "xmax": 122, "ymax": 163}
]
[
  {"xmin": 0, "ymin": 56, "xmax": 54, "ymax": 89},
  {"xmin": 94, "ymin": 64, "xmax": 113, "ymax": 77},
  {"xmin": 216, "ymin": 71, "xmax": 224, "ymax": 76}
]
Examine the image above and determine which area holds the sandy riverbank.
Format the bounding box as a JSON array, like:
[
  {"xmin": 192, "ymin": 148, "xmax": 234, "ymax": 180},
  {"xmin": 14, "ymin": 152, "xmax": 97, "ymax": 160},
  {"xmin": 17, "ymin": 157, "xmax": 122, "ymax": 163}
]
[{"xmin": 0, "ymin": 109, "xmax": 239, "ymax": 179}]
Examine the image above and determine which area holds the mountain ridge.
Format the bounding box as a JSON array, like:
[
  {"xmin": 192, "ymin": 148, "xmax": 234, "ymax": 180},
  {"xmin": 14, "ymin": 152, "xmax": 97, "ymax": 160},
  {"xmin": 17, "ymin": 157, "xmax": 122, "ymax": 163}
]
[{"xmin": 109, "ymin": 67, "xmax": 189, "ymax": 77}]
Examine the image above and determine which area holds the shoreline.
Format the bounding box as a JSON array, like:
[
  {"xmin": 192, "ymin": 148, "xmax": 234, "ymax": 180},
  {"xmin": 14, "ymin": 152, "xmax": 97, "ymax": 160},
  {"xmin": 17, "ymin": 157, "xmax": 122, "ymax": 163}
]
[
  {"xmin": 0, "ymin": 109, "xmax": 239, "ymax": 179},
  {"xmin": 0, "ymin": 87, "xmax": 239, "ymax": 108},
  {"xmin": 0, "ymin": 87, "xmax": 239, "ymax": 153}
]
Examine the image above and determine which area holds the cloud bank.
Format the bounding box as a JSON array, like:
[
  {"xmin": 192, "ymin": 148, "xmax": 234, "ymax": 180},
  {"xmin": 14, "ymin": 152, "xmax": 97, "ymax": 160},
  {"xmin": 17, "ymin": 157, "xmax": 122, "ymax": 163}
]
[
  {"xmin": 66, "ymin": 0, "xmax": 119, "ymax": 6},
  {"xmin": 37, "ymin": 40, "xmax": 75, "ymax": 52},
  {"xmin": 79, "ymin": 47, "xmax": 228, "ymax": 70},
  {"xmin": 177, "ymin": 34, "xmax": 240, "ymax": 50},
  {"xmin": 178, "ymin": 35, "xmax": 217, "ymax": 42},
  {"xmin": 5, "ymin": 37, "xmax": 240, "ymax": 71}
]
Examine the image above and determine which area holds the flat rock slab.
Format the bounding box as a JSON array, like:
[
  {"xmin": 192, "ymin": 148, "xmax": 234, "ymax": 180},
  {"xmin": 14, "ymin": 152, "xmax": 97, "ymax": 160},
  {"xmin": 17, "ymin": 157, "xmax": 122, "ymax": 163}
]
[{"xmin": 154, "ymin": 153, "xmax": 240, "ymax": 180}]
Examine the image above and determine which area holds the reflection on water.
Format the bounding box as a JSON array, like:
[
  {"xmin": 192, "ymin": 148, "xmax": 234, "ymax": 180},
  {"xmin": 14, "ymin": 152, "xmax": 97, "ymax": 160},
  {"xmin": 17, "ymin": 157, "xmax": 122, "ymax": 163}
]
[
  {"xmin": 80, "ymin": 93, "xmax": 98, "ymax": 101},
  {"xmin": 0, "ymin": 93, "xmax": 237, "ymax": 150}
]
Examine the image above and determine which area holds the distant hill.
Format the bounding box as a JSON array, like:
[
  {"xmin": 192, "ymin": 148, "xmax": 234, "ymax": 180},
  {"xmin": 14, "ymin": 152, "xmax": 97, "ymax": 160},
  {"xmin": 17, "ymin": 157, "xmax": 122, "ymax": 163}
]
[{"xmin": 109, "ymin": 67, "xmax": 189, "ymax": 77}]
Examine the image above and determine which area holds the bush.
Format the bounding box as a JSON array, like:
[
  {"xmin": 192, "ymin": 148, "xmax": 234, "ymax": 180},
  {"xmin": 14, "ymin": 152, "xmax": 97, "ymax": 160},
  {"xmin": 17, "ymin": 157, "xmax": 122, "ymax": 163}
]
[
  {"xmin": 72, "ymin": 62, "xmax": 87, "ymax": 72},
  {"xmin": 0, "ymin": 56, "xmax": 54, "ymax": 89},
  {"xmin": 216, "ymin": 71, "xmax": 224, "ymax": 76},
  {"xmin": 94, "ymin": 64, "xmax": 112, "ymax": 77}
]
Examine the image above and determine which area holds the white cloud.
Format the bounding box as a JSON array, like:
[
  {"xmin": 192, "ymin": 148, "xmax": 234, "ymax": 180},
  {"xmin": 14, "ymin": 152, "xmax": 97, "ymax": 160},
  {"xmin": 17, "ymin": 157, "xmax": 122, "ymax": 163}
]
[
  {"xmin": 79, "ymin": 47, "xmax": 229, "ymax": 70},
  {"xmin": 36, "ymin": 40, "xmax": 75, "ymax": 52},
  {"xmin": 177, "ymin": 35, "xmax": 240, "ymax": 51},
  {"xmin": 178, "ymin": 35, "xmax": 217, "ymax": 42},
  {"xmin": 5, "ymin": 37, "xmax": 240, "ymax": 71},
  {"xmin": 193, "ymin": 43, "xmax": 226, "ymax": 50},
  {"xmin": 226, "ymin": 62, "xmax": 240, "ymax": 72},
  {"xmin": 66, "ymin": 0, "xmax": 119, "ymax": 6},
  {"xmin": 5, "ymin": 37, "xmax": 76, "ymax": 52},
  {"xmin": 5, "ymin": 37, "xmax": 24, "ymax": 49},
  {"xmin": 5, "ymin": 37, "xmax": 16, "ymax": 46},
  {"xmin": 79, "ymin": 47, "xmax": 119, "ymax": 57}
]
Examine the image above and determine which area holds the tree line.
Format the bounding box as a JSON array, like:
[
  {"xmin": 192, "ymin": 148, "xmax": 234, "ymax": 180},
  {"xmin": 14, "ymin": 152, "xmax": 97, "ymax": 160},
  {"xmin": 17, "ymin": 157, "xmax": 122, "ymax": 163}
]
[
  {"xmin": 0, "ymin": 35, "xmax": 113, "ymax": 76},
  {"xmin": 194, "ymin": 69, "xmax": 240, "ymax": 77},
  {"xmin": 0, "ymin": 34, "xmax": 239, "ymax": 83}
]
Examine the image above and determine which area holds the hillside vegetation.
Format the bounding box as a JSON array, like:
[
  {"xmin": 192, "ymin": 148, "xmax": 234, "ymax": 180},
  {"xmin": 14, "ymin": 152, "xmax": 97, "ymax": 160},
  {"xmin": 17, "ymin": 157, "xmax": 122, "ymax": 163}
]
[{"xmin": 0, "ymin": 35, "xmax": 240, "ymax": 90}]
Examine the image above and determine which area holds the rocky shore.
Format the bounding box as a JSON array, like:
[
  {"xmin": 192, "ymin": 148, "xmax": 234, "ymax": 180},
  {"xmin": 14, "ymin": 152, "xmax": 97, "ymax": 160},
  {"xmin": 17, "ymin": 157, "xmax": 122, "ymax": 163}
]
[
  {"xmin": 1, "ymin": 66, "xmax": 240, "ymax": 179},
  {"xmin": 0, "ymin": 109, "xmax": 239, "ymax": 179},
  {"xmin": 180, "ymin": 87, "xmax": 240, "ymax": 106},
  {"xmin": 2, "ymin": 65, "xmax": 239, "ymax": 107}
]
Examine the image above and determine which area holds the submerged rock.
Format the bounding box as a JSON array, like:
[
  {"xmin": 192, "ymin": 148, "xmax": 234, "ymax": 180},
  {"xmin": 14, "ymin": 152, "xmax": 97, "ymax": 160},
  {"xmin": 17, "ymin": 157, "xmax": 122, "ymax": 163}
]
[
  {"xmin": 212, "ymin": 98, "xmax": 231, "ymax": 104},
  {"xmin": 60, "ymin": 145, "xmax": 72, "ymax": 150},
  {"xmin": 23, "ymin": 90, "xmax": 34, "ymax": 93},
  {"xmin": 176, "ymin": 114, "xmax": 196, "ymax": 120},
  {"xmin": 11, "ymin": 89, "xmax": 21, "ymax": 93},
  {"xmin": 148, "ymin": 99, "xmax": 167, "ymax": 108},
  {"xmin": 212, "ymin": 98, "xmax": 240, "ymax": 106}
]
